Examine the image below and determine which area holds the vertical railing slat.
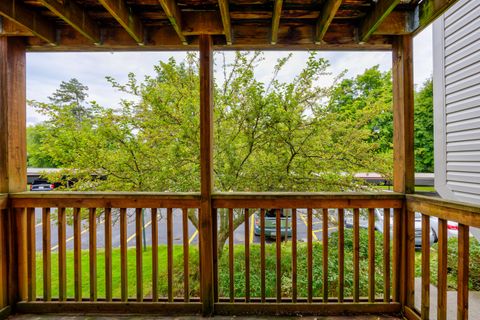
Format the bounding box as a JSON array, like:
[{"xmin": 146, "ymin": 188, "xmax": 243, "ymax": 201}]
[
  {"xmin": 406, "ymin": 209, "xmax": 415, "ymax": 307},
  {"xmin": 105, "ymin": 207, "xmax": 112, "ymax": 302},
  {"xmin": 152, "ymin": 208, "xmax": 159, "ymax": 302},
  {"xmin": 338, "ymin": 208, "xmax": 344, "ymax": 302},
  {"xmin": 383, "ymin": 208, "xmax": 390, "ymax": 302},
  {"xmin": 276, "ymin": 208, "xmax": 282, "ymax": 303},
  {"xmin": 73, "ymin": 207, "xmax": 82, "ymax": 301},
  {"xmin": 229, "ymin": 208, "xmax": 234, "ymax": 302},
  {"xmin": 458, "ymin": 223, "xmax": 469, "ymax": 320},
  {"xmin": 244, "ymin": 208, "xmax": 250, "ymax": 302},
  {"xmin": 135, "ymin": 208, "xmax": 143, "ymax": 302},
  {"xmin": 323, "ymin": 208, "xmax": 329, "ymax": 302},
  {"xmin": 368, "ymin": 208, "xmax": 375, "ymax": 302},
  {"xmin": 260, "ymin": 208, "xmax": 266, "ymax": 303},
  {"xmin": 167, "ymin": 207, "xmax": 173, "ymax": 302},
  {"xmin": 42, "ymin": 208, "xmax": 51, "ymax": 301},
  {"xmin": 353, "ymin": 208, "xmax": 360, "ymax": 302},
  {"xmin": 213, "ymin": 208, "xmax": 218, "ymax": 303},
  {"xmin": 27, "ymin": 207, "xmax": 36, "ymax": 301},
  {"xmin": 58, "ymin": 207, "xmax": 66, "ymax": 301},
  {"xmin": 120, "ymin": 207, "xmax": 128, "ymax": 302},
  {"xmin": 307, "ymin": 208, "xmax": 313, "ymax": 303},
  {"xmin": 421, "ymin": 214, "xmax": 430, "ymax": 319},
  {"xmin": 437, "ymin": 218, "xmax": 448, "ymax": 320},
  {"xmin": 291, "ymin": 208, "xmax": 297, "ymax": 303},
  {"xmin": 89, "ymin": 208, "xmax": 97, "ymax": 302},
  {"xmin": 392, "ymin": 207, "xmax": 402, "ymax": 302},
  {"xmin": 182, "ymin": 208, "xmax": 189, "ymax": 302}
]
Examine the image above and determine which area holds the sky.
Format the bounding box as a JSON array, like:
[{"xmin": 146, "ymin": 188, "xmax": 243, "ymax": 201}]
[{"xmin": 26, "ymin": 26, "xmax": 433, "ymax": 126}]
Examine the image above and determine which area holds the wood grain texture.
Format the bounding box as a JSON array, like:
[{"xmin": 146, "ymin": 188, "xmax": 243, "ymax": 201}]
[
  {"xmin": 26, "ymin": 208, "xmax": 36, "ymax": 302},
  {"xmin": 359, "ymin": 0, "xmax": 400, "ymax": 42},
  {"xmin": 405, "ymin": 210, "xmax": 415, "ymax": 308},
  {"xmin": 120, "ymin": 208, "xmax": 128, "ymax": 302},
  {"xmin": 218, "ymin": 0, "xmax": 232, "ymax": 44},
  {"xmin": 152, "ymin": 208, "xmax": 159, "ymax": 302},
  {"xmin": 353, "ymin": 208, "xmax": 360, "ymax": 302},
  {"xmin": 157, "ymin": 0, "xmax": 187, "ymax": 44},
  {"xmin": 98, "ymin": 0, "xmax": 144, "ymax": 44},
  {"xmin": 437, "ymin": 218, "xmax": 447, "ymax": 320},
  {"xmin": 73, "ymin": 208, "xmax": 82, "ymax": 301},
  {"xmin": 244, "ymin": 209, "xmax": 250, "ymax": 302},
  {"xmin": 270, "ymin": 0, "xmax": 283, "ymax": 44},
  {"xmin": 276, "ymin": 208, "xmax": 282, "ymax": 303},
  {"xmin": 104, "ymin": 207, "xmax": 112, "ymax": 302},
  {"xmin": 307, "ymin": 208, "xmax": 313, "ymax": 302},
  {"xmin": 421, "ymin": 214, "xmax": 430, "ymax": 320},
  {"xmin": 58, "ymin": 208, "xmax": 66, "ymax": 302},
  {"xmin": 135, "ymin": 208, "xmax": 143, "ymax": 302},
  {"xmin": 368, "ymin": 208, "xmax": 375, "ymax": 302},
  {"xmin": 291, "ymin": 208, "xmax": 297, "ymax": 303},
  {"xmin": 383, "ymin": 208, "xmax": 390, "ymax": 302},
  {"xmin": 457, "ymin": 224, "xmax": 469, "ymax": 320},
  {"xmin": 315, "ymin": 0, "xmax": 342, "ymax": 43},
  {"xmin": 167, "ymin": 207, "xmax": 173, "ymax": 303},
  {"xmin": 392, "ymin": 35, "xmax": 415, "ymax": 194},
  {"xmin": 89, "ymin": 208, "xmax": 97, "ymax": 302}
]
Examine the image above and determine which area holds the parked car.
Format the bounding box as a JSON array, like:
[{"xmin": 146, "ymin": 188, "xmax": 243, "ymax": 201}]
[
  {"xmin": 345, "ymin": 209, "xmax": 439, "ymax": 248},
  {"xmin": 30, "ymin": 179, "xmax": 55, "ymax": 191},
  {"xmin": 254, "ymin": 209, "xmax": 292, "ymax": 238}
]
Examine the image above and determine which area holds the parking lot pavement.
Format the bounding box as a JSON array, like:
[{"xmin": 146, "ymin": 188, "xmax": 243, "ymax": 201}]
[{"xmin": 34, "ymin": 208, "xmax": 340, "ymax": 252}]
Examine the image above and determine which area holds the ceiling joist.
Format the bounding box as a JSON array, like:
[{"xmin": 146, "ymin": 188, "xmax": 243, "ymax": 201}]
[
  {"xmin": 218, "ymin": 0, "xmax": 232, "ymax": 45},
  {"xmin": 40, "ymin": 0, "xmax": 101, "ymax": 45},
  {"xmin": 411, "ymin": 0, "xmax": 458, "ymax": 35},
  {"xmin": 315, "ymin": 0, "xmax": 342, "ymax": 44},
  {"xmin": 0, "ymin": 0, "xmax": 56, "ymax": 44},
  {"xmin": 271, "ymin": 0, "xmax": 283, "ymax": 44},
  {"xmin": 98, "ymin": 0, "xmax": 144, "ymax": 45},
  {"xmin": 359, "ymin": 0, "xmax": 400, "ymax": 43},
  {"xmin": 157, "ymin": 0, "xmax": 187, "ymax": 45}
]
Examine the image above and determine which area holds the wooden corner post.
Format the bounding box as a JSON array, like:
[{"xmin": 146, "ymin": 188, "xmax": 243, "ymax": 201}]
[
  {"xmin": 0, "ymin": 36, "xmax": 28, "ymax": 309},
  {"xmin": 199, "ymin": 34, "xmax": 214, "ymax": 316},
  {"xmin": 392, "ymin": 35, "xmax": 415, "ymax": 311}
]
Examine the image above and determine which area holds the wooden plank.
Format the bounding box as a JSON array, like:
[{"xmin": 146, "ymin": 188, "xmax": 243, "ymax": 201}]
[
  {"xmin": 58, "ymin": 207, "xmax": 66, "ymax": 302},
  {"xmin": 244, "ymin": 208, "xmax": 250, "ymax": 302},
  {"xmin": 16, "ymin": 301, "xmax": 203, "ymax": 314},
  {"xmin": 199, "ymin": 34, "xmax": 214, "ymax": 316},
  {"xmin": 213, "ymin": 198, "xmax": 404, "ymax": 209},
  {"xmin": 412, "ymin": 0, "xmax": 460, "ymax": 35},
  {"xmin": 307, "ymin": 208, "xmax": 313, "ymax": 302},
  {"xmin": 383, "ymin": 208, "xmax": 390, "ymax": 302},
  {"xmin": 228, "ymin": 208, "xmax": 234, "ymax": 302},
  {"xmin": 104, "ymin": 207, "xmax": 112, "ymax": 302},
  {"xmin": 404, "ymin": 306, "xmax": 422, "ymax": 320},
  {"xmin": 157, "ymin": 0, "xmax": 187, "ymax": 44},
  {"xmin": 392, "ymin": 208, "xmax": 401, "ymax": 302},
  {"xmin": 421, "ymin": 214, "xmax": 430, "ymax": 319},
  {"xmin": 73, "ymin": 208, "xmax": 82, "ymax": 301},
  {"xmin": 182, "ymin": 12, "xmax": 224, "ymax": 35},
  {"xmin": 405, "ymin": 210, "xmax": 415, "ymax": 307},
  {"xmin": 167, "ymin": 207, "xmax": 173, "ymax": 303},
  {"xmin": 437, "ymin": 218, "xmax": 448, "ymax": 320},
  {"xmin": 98, "ymin": 0, "xmax": 144, "ymax": 44},
  {"xmin": 315, "ymin": 0, "xmax": 342, "ymax": 43},
  {"xmin": 353, "ymin": 208, "xmax": 360, "ymax": 302},
  {"xmin": 407, "ymin": 196, "xmax": 480, "ymax": 228},
  {"xmin": 151, "ymin": 208, "xmax": 158, "ymax": 302},
  {"xmin": 181, "ymin": 208, "xmax": 188, "ymax": 302},
  {"xmin": 260, "ymin": 208, "xmax": 266, "ymax": 302},
  {"xmin": 214, "ymin": 302, "xmax": 402, "ymax": 315},
  {"xmin": 338, "ymin": 208, "xmax": 344, "ymax": 302},
  {"xmin": 368, "ymin": 208, "xmax": 375, "ymax": 302},
  {"xmin": 271, "ymin": 0, "xmax": 283, "ymax": 44},
  {"xmin": 26, "ymin": 208, "xmax": 36, "ymax": 301},
  {"xmin": 120, "ymin": 207, "xmax": 128, "ymax": 302},
  {"xmin": 276, "ymin": 208, "xmax": 282, "ymax": 303},
  {"xmin": 135, "ymin": 208, "xmax": 143, "ymax": 302},
  {"xmin": 89, "ymin": 208, "xmax": 97, "ymax": 302},
  {"xmin": 359, "ymin": 0, "xmax": 400, "ymax": 42},
  {"xmin": 40, "ymin": 0, "xmax": 100, "ymax": 44},
  {"xmin": 291, "ymin": 208, "xmax": 297, "ymax": 303},
  {"xmin": 0, "ymin": 1, "xmax": 56, "ymax": 43},
  {"xmin": 212, "ymin": 208, "xmax": 218, "ymax": 303},
  {"xmin": 392, "ymin": 35, "xmax": 415, "ymax": 194},
  {"xmin": 458, "ymin": 224, "xmax": 469, "ymax": 320},
  {"xmin": 218, "ymin": 0, "xmax": 232, "ymax": 44},
  {"xmin": 42, "ymin": 208, "xmax": 51, "ymax": 301}
]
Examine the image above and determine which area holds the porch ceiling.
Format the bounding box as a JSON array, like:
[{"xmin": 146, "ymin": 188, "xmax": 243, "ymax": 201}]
[{"xmin": 0, "ymin": 0, "xmax": 457, "ymax": 51}]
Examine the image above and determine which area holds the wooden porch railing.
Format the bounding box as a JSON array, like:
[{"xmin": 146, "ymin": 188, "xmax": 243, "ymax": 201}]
[
  {"xmin": 405, "ymin": 194, "xmax": 480, "ymax": 320},
  {"xmin": 0, "ymin": 194, "xmax": 9, "ymax": 318},
  {"xmin": 4, "ymin": 191, "xmax": 407, "ymax": 316}
]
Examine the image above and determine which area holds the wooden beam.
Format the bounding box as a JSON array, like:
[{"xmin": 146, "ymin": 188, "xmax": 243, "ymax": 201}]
[
  {"xmin": 98, "ymin": 0, "xmax": 144, "ymax": 44},
  {"xmin": 271, "ymin": 0, "xmax": 283, "ymax": 44},
  {"xmin": 182, "ymin": 12, "xmax": 224, "ymax": 35},
  {"xmin": 392, "ymin": 35, "xmax": 414, "ymax": 194},
  {"xmin": 0, "ymin": 1, "xmax": 55, "ymax": 44},
  {"xmin": 157, "ymin": 0, "xmax": 187, "ymax": 45},
  {"xmin": 0, "ymin": 18, "xmax": 34, "ymax": 37},
  {"xmin": 218, "ymin": 0, "xmax": 232, "ymax": 45},
  {"xmin": 359, "ymin": 0, "xmax": 400, "ymax": 43},
  {"xmin": 410, "ymin": 0, "xmax": 458, "ymax": 35},
  {"xmin": 199, "ymin": 34, "xmax": 214, "ymax": 316},
  {"xmin": 40, "ymin": 0, "xmax": 100, "ymax": 44},
  {"xmin": 315, "ymin": 0, "xmax": 342, "ymax": 44}
]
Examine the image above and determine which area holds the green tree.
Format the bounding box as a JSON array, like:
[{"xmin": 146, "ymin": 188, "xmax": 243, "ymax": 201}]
[{"xmin": 414, "ymin": 78, "xmax": 434, "ymax": 172}]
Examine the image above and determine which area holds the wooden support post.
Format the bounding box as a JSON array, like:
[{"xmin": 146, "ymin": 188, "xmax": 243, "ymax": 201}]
[
  {"xmin": 392, "ymin": 35, "xmax": 414, "ymax": 312},
  {"xmin": 0, "ymin": 37, "xmax": 27, "ymax": 307},
  {"xmin": 199, "ymin": 34, "xmax": 214, "ymax": 316}
]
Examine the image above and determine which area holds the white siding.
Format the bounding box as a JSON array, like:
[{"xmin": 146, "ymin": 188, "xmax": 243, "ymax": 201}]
[{"xmin": 434, "ymin": 0, "xmax": 480, "ymax": 204}]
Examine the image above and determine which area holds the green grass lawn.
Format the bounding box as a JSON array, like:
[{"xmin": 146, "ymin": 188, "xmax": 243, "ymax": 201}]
[{"xmin": 35, "ymin": 229, "xmax": 390, "ymax": 300}]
